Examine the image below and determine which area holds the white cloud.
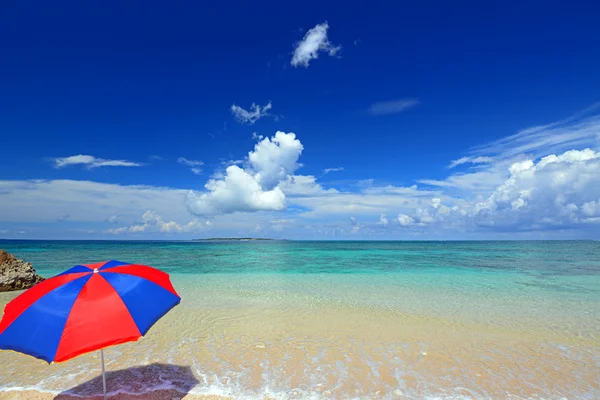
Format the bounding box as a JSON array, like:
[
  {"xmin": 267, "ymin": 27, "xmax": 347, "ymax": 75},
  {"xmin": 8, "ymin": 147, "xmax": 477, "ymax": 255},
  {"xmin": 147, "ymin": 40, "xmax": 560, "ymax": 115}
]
[
  {"xmin": 323, "ymin": 167, "xmax": 344, "ymax": 175},
  {"xmin": 349, "ymin": 216, "xmax": 361, "ymax": 233},
  {"xmin": 418, "ymin": 170, "xmax": 506, "ymax": 192},
  {"xmin": 368, "ymin": 99, "xmax": 420, "ymax": 116},
  {"xmin": 0, "ymin": 180, "xmax": 190, "ymax": 223},
  {"xmin": 279, "ymin": 175, "xmax": 338, "ymax": 196},
  {"xmin": 53, "ymin": 155, "xmax": 142, "ymax": 169},
  {"xmin": 393, "ymin": 148, "xmax": 600, "ymax": 232},
  {"xmin": 397, "ymin": 214, "xmax": 415, "ymax": 227},
  {"xmin": 270, "ymin": 218, "xmax": 295, "ymax": 225},
  {"xmin": 470, "ymin": 148, "xmax": 600, "ymax": 229},
  {"xmin": 291, "ymin": 22, "xmax": 341, "ymax": 68},
  {"xmin": 231, "ymin": 102, "xmax": 272, "ymax": 124},
  {"xmin": 249, "ymin": 132, "xmax": 304, "ymax": 189},
  {"xmin": 448, "ymin": 156, "xmax": 493, "ymax": 169},
  {"xmin": 187, "ymin": 131, "xmax": 303, "ymax": 216},
  {"xmin": 178, "ymin": 158, "xmax": 204, "ymax": 167},
  {"xmin": 5, "ymin": 104, "xmax": 600, "ymax": 239},
  {"xmin": 468, "ymin": 104, "xmax": 600, "ymax": 162},
  {"xmin": 107, "ymin": 210, "xmax": 210, "ymax": 235},
  {"xmin": 178, "ymin": 157, "xmax": 204, "ymax": 175}
]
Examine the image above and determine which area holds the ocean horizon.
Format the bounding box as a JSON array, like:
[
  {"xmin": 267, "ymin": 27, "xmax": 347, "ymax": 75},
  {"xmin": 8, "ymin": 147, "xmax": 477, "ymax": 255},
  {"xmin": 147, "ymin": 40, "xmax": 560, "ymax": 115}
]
[{"xmin": 1, "ymin": 240, "xmax": 599, "ymax": 399}]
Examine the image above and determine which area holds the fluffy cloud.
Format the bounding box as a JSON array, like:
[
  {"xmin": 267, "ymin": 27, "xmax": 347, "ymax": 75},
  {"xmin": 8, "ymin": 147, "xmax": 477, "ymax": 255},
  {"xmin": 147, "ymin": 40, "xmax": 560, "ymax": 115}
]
[
  {"xmin": 367, "ymin": 99, "xmax": 420, "ymax": 116},
  {"xmin": 53, "ymin": 155, "xmax": 142, "ymax": 169},
  {"xmin": 231, "ymin": 102, "xmax": 272, "ymax": 124},
  {"xmin": 397, "ymin": 214, "xmax": 415, "ymax": 227},
  {"xmin": 107, "ymin": 210, "xmax": 210, "ymax": 234},
  {"xmin": 422, "ymin": 109, "xmax": 600, "ymax": 194},
  {"xmin": 187, "ymin": 131, "xmax": 303, "ymax": 215},
  {"xmin": 291, "ymin": 22, "xmax": 341, "ymax": 68},
  {"xmin": 5, "ymin": 105, "xmax": 600, "ymax": 239},
  {"xmin": 471, "ymin": 149, "xmax": 600, "ymax": 229},
  {"xmin": 396, "ymin": 149, "xmax": 600, "ymax": 232}
]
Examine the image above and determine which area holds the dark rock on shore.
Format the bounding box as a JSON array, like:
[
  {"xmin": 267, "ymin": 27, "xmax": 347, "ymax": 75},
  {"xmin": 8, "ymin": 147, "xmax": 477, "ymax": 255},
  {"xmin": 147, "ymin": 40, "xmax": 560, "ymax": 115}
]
[{"xmin": 0, "ymin": 250, "xmax": 44, "ymax": 292}]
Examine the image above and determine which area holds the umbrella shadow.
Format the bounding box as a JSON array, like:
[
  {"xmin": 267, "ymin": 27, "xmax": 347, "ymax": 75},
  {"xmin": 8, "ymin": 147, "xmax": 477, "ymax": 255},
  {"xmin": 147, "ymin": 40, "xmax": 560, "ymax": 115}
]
[{"xmin": 55, "ymin": 363, "xmax": 199, "ymax": 399}]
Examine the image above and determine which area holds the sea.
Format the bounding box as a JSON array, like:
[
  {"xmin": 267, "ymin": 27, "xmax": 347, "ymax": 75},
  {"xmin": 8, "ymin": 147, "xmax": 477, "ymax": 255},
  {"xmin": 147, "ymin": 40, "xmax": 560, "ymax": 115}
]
[{"xmin": 0, "ymin": 240, "xmax": 599, "ymax": 399}]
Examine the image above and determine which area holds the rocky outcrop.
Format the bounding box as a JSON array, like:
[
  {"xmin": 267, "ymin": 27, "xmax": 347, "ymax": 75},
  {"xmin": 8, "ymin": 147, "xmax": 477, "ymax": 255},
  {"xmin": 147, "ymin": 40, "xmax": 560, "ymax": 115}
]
[{"xmin": 0, "ymin": 250, "xmax": 44, "ymax": 292}]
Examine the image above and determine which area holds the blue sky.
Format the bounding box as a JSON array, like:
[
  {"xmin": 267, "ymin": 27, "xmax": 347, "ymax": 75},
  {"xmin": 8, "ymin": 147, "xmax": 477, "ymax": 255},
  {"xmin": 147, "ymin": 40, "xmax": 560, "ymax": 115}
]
[{"xmin": 1, "ymin": 1, "xmax": 600, "ymax": 239}]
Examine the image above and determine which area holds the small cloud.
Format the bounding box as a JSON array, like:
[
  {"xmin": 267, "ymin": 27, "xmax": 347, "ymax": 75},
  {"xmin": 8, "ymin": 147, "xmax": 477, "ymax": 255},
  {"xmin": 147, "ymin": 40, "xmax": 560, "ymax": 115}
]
[
  {"xmin": 368, "ymin": 99, "xmax": 420, "ymax": 116},
  {"xmin": 397, "ymin": 214, "xmax": 415, "ymax": 227},
  {"xmin": 177, "ymin": 157, "xmax": 204, "ymax": 167},
  {"xmin": 58, "ymin": 214, "xmax": 70, "ymax": 221},
  {"xmin": 448, "ymin": 156, "xmax": 493, "ymax": 169},
  {"xmin": 377, "ymin": 214, "xmax": 389, "ymax": 226},
  {"xmin": 323, "ymin": 167, "xmax": 344, "ymax": 175},
  {"xmin": 107, "ymin": 215, "xmax": 119, "ymax": 224},
  {"xmin": 231, "ymin": 101, "xmax": 273, "ymax": 124},
  {"xmin": 178, "ymin": 158, "xmax": 204, "ymax": 175},
  {"xmin": 270, "ymin": 218, "xmax": 295, "ymax": 224},
  {"xmin": 219, "ymin": 159, "xmax": 244, "ymax": 167},
  {"xmin": 349, "ymin": 216, "xmax": 361, "ymax": 233},
  {"xmin": 149, "ymin": 155, "xmax": 164, "ymax": 161},
  {"xmin": 291, "ymin": 22, "xmax": 341, "ymax": 68},
  {"xmin": 106, "ymin": 210, "xmax": 210, "ymax": 234},
  {"xmin": 53, "ymin": 155, "xmax": 142, "ymax": 169}
]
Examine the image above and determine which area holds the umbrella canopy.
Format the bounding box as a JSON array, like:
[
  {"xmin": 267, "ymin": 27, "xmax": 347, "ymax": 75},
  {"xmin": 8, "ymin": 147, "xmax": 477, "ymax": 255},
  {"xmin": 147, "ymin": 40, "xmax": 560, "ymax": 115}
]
[{"xmin": 0, "ymin": 260, "xmax": 181, "ymax": 363}]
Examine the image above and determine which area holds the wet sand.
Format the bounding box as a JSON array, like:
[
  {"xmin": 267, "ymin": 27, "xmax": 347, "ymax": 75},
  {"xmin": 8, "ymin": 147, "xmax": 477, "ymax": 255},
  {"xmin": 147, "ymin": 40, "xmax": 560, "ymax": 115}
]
[{"xmin": 0, "ymin": 390, "xmax": 226, "ymax": 400}]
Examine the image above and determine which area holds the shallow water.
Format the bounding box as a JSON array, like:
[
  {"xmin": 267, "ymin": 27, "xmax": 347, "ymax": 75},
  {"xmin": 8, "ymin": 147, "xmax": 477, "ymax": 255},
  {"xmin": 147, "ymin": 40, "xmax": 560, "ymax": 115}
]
[{"xmin": 1, "ymin": 240, "xmax": 599, "ymax": 399}]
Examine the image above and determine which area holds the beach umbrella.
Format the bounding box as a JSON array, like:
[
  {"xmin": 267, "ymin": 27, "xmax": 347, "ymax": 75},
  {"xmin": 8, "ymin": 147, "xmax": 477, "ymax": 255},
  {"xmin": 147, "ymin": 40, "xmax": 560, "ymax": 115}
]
[{"xmin": 0, "ymin": 260, "xmax": 181, "ymax": 399}]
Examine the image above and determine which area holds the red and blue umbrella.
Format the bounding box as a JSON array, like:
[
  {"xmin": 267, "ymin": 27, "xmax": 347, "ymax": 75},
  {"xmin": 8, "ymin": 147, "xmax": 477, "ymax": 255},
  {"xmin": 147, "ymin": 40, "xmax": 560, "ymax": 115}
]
[{"xmin": 0, "ymin": 260, "xmax": 181, "ymax": 398}]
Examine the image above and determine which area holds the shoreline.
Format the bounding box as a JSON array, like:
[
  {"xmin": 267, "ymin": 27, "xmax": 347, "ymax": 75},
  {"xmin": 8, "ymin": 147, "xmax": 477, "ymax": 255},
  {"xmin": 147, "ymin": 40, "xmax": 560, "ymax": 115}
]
[{"xmin": 0, "ymin": 390, "xmax": 229, "ymax": 400}]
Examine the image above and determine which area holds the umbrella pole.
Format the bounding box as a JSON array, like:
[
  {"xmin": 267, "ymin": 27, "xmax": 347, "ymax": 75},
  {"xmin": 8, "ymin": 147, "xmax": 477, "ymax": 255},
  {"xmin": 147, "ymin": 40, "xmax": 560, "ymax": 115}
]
[{"xmin": 100, "ymin": 349, "xmax": 107, "ymax": 400}]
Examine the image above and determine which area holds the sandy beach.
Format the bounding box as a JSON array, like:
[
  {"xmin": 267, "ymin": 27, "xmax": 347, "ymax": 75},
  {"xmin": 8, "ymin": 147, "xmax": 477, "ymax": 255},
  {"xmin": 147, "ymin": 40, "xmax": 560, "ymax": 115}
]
[{"xmin": 1, "ymin": 294, "xmax": 598, "ymax": 399}]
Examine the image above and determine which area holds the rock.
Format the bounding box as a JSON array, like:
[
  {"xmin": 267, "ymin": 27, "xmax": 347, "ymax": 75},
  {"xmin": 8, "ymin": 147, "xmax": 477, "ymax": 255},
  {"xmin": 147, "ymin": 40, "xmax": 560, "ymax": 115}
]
[{"xmin": 0, "ymin": 250, "xmax": 44, "ymax": 292}]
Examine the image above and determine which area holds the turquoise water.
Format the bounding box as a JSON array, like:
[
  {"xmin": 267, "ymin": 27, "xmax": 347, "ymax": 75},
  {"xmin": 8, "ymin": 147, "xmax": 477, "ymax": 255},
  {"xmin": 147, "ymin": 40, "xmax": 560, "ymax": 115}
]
[
  {"xmin": 3, "ymin": 240, "xmax": 600, "ymax": 280},
  {"xmin": 1, "ymin": 240, "xmax": 600, "ymax": 399},
  {"xmin": 3, "ymin": 240, "xmax": 600, "ymax": 334}
]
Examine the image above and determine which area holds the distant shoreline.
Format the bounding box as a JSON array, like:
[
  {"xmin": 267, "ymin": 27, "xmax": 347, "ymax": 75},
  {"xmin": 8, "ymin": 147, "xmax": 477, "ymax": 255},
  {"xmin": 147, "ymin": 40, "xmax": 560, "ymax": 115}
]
[{"xmin": 191, "ymin": 238, "xmax": 281, "ymax": 241}]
